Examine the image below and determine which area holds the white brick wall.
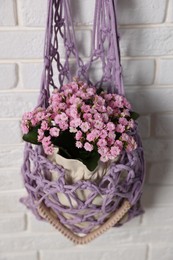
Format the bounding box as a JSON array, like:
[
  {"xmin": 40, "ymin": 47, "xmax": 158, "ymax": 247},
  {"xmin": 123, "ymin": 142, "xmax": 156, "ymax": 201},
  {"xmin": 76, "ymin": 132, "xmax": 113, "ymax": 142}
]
[{"xmin": 0, "ymin": 0, "xmax": 173, "ymax": 259}]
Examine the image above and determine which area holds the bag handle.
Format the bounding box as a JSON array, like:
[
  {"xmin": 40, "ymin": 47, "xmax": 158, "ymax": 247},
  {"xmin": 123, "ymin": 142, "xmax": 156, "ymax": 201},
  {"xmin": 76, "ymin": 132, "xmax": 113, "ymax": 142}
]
[
  {"xmin": 88, "ymin": 0, "xmax": 124, "ymax": 95},
  {"xmin": 38, "ymin": 0, "xmax": 124, "ymax": 107}
]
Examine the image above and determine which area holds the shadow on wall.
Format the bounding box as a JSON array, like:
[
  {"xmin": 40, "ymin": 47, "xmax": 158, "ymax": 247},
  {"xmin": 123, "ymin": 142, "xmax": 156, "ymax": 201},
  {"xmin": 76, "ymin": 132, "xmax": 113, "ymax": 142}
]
[
  {"xmin": 53, "ymin": 0, "xmax": 172, "ymax": 210},
  {"xmin": 117, "ymin": 0, "xmax": 173, "ymax": 209},
  {"xmin": 70, "ymin": 0, "xmax": 173, "ymax": 209}
]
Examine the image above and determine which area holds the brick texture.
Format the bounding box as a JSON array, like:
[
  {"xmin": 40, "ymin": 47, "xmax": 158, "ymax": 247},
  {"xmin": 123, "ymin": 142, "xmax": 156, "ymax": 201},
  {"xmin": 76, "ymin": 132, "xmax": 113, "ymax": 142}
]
[
  {"xmin": 0, "ymin": 0, "xmax": 17, "ymax": 26},
  {"xmin": 0, "ymin": 64, "xmax": 18, "ymax": 89},
  {"xmin": 117, "ymin": 0, "xmax": 167, "ymax": 24},
  {"xmin": 0, "ymin": 1, "xmax": 173, "ymax": 259}
]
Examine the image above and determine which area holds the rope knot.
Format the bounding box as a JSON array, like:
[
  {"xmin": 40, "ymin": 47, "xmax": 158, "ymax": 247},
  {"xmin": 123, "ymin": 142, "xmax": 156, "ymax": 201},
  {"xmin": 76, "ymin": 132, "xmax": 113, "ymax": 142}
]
[
  {"xmin": 55, "ymin": 18, "xmax": 64, "ymax": 28},
  {"xmin": 101, "ymin": 27, "xmax": 111, "ymax": 34},
  {"xmin": 60, "ymin": 66, "xmax": 69, "ymax": 76},
  {"xmin": 93, "ymin": 49, "xmax": 103, "ymax": 57},
  {"xmin": 79, "ymin": 64, "xmax": 88, "ymax": 75},
  {"xmin": 44, "ymin": 56, "xmax": 50, "ymax": 68}
]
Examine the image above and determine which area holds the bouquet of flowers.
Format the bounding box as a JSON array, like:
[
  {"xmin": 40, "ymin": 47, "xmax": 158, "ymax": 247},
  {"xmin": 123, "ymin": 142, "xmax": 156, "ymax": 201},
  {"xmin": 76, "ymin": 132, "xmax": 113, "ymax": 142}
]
[{"xmin": 21, "ymin": 78, "xmax": 139, "ymax": 171}]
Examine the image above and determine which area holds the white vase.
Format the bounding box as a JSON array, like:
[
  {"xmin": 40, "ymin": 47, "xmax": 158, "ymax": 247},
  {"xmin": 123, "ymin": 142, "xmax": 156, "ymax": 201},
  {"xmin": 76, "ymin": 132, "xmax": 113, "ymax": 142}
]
[{"xmin": 48, "ymin": 148, "xmax": 118, "ymax": 208}]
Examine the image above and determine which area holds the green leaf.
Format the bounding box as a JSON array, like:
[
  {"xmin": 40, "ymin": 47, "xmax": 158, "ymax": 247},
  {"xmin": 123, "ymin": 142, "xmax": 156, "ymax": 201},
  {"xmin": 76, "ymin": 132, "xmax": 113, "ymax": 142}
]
[
  {"xmin": 52, "ymin": 130, "xmax": 80, "ymax": 159},
  {"xmin": 58, "ymin": 147, "xmax": 72, "ymax": 159},
  {"xmin": 53, "ymin": 130, "xmax": 101, "ymax": 171},
  {"xmin": 130, "ymin": 111, "xmax": 140, "ymax": 120},
  {"xmin": 23, "ymin": 126, "xmax": 40, "ymax": 145},
  {"xmin": 79, "ymin": 150, "xmax": 100, "ymax": 171},
  {"xmin": 96, "ymin": 87, "xmax": 104, "ymax": 95}
]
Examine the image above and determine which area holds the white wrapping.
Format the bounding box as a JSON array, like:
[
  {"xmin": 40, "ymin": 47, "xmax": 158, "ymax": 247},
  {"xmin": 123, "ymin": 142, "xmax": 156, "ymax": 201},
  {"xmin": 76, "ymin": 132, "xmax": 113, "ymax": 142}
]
[{"xmin": 48, "ymin": 148, "xmax": 115, "ymax": 207}]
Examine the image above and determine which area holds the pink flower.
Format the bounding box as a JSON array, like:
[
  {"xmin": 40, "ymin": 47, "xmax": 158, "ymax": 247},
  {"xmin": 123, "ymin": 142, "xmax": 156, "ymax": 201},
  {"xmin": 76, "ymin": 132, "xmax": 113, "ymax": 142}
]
[
  {"xmin": 100, "ymin": 154, "xmax": 109, "ymax": 162},
  {"xmin": 115, "ymin": 140, "xmax": 123, "ymax": 149},
  {"xmin": 90, "ymin": 108, "xmax": 97, "ymax": 114},
  {"xmin": 100, "ymin": 129, "xmax": 108, "ymax": 139},
  {"xmin": 128, "ymin": 119, "xmax": 135, "ymax": 129},
  {"xmin": 31, "ymin": 118, "xmax": 38, "ymax": 126},
  {"xmin": 69, "ymin": 127, "xmax": 77, "ymax": 133},
  {"xmin": 41, "ymin": 121, "xmax": 49, "ymax": 130},
  {"xmin": 42, "ymin": 136, "xmax": 51, "ymax": 145},
  {"xmin": 121, "ymin": 133, "xmax": 129, "ymax": 142},
  {"xmin": 60, "ymin": 112, "xmax": 68, "ymax": 121},
  {"xmin": 123, "ymin": 97, "xmax": 131, "ymax": 109},
  {"xmin": 98, "ymin": 146, "xmax": 108, "ymax": 156},
  {"xmin": 21, "ymin": 79, "xmax": 138, "ymax": 157},
  {"xmin": 107, "ymin": 106, "xmax": 113, "ymax": 115},
  {"xmin": 50, "ymin": 127, "xmax": 60, "ymax": 137},
  {"xmin": 76, "ymin": 141, "xmax": 83, "ymax": 148},
  {"xmin": 54, "ymin": 114, "xmax": 61, "ymax": 124},
  {"xmin": 104, "ymin": 94, "xmax": 112, "ymax": 101},
  {"xmin": 107, "ymin": 122, "xmax": 115, "ymax": 131},
  {"xmin": 119, "ymin": 117, "xmax": 128, "ymax": 126},
  {"xmin": 59, "ymin": 121, "xmax": 68, "ymax": 131},
  {"xmin": 86, "ymin": 132, "xmax": 96, "ymax": 142},
  {"xmin": 38, "ymin": 129, "xmax": 44, "ymax": 142},
  {"xmin": 110, "ymin": 146, "xmax": 121, "ymax": 157},
  {"xmin": 102, "ymin": 113, "xmax": 109, "ymax": 122},
  {"xmin": 21, "ymin": 124, "xmax": 29, "ymax": 134},
  {"xmin": 69, "ymin": 107, "xmax": 78, "ymax": 117},
  {"xmin": 75, "ymin": 130, "xmax": 82, "ymax": 140},
  {"xmin": 97, "ymin": 105, "xmax": 106, "ymax": 113},
  {"xmin": 81, "ymin": 104, "xmax": 90, "ymax": 113},
  {"xmin": 92, "ymin": 129, "xmax": 100, "ymax": 139},
  {"xmin": 97, "ymin": 139, "xmax": 107, "ymax": 147},
  {"xmin": 116, "ymin": 124, "xmax": 125, "ymax": 133},
  {"xmin": 70, "ymin": 118, "xmax": 82, "ymax": 128},
  {"xmin": 35, "ymin": 111, "xmax": 45, "ymax": 121},
  {"xmin": 71, "ymin": 82, "xmax": 78, "ymax": 91},
  {"xmin": 58, "ymin": 103, "xmax": 67, "ymax": 110},
  {"xmin": 44, "ymin": 144, "xmax": 54, "ymax": 155},
  {"xmin": 87, "ymin": 87, "xmax": 95, "ymax": 96},
  {"xmin": 69, "ymin": 95, "xmax": 77, "ymax": 104},
  {"xmin": 72, "ymin": 97, "xmax": 82, "ymax": 105},
  {"xmin": 84, "ymin": 142, "xmax": 93, "ymax": 152},
  {"xmin": 126, "ymin": 137, "xmax": 137, "ymax": 152},
  {"xmin": 94, "ymin": 120, "xmax": 104, "ymax": 130},
  {"xmin": 95, "ymin": 96, "xmax": 105, "ymax": 106},
  {"xmin": 64, "ymin": 88, "xmax": 73, "ymax": 96},
  {"xmin": 114, "ymin": 95, "xmax": 123, "ymax": 108},
  {"xmin": 107, "ymin": 138, "xmax": 114, "ymax": 146},
  {"xmin": 23, "ymin": 112, "xmax": 33, "ymax": 120},
  {"xmin": 83, "ymin": 113, "xmax": 92, "ymax": 121},
  {"xmin": 80, "ymin": 122, "xmax": 90, "ymax": 133},
  {"xmin": 121, "ymin": 109, "xmax": 130, "ymax": 117},
  {"xmin": 94, "ymin": 113, "xmax": 102, "ymax": 120},
  {"xmin": 108, "ymin": 131, "xmax": 116, "ymax": 140}
]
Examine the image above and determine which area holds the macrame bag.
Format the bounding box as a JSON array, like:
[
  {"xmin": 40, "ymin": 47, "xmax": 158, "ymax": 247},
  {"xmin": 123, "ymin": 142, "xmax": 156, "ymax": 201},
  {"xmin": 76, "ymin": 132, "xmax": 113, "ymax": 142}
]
[{"xmin": 21, "ymin": 0, "xmax": 145, "ymax": 244}]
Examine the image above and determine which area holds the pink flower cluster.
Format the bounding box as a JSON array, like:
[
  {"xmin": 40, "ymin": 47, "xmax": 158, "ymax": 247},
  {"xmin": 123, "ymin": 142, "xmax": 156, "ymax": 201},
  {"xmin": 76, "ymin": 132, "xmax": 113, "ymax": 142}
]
[{"xmin": 21, "ymin": 79, "xmax": 137, "ymax": 161}]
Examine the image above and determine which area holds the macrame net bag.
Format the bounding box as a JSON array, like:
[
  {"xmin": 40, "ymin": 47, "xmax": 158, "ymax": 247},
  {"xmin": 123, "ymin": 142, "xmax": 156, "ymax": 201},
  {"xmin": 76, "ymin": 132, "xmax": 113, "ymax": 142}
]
[{"xmin": 21, "ymin": 0, "xmax": 145, "ymax": 244}]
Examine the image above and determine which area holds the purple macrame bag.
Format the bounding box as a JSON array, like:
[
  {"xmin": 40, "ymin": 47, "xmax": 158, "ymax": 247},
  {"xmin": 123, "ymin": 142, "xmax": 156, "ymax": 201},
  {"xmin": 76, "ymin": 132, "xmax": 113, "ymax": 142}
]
[{"xmin": 21, "ymin": 0, "xmax": 145, "ymax": 244}]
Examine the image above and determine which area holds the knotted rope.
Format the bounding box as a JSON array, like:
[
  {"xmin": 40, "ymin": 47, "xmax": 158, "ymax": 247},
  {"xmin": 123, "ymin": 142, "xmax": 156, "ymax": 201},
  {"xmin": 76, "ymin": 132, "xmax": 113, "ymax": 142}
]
[{"xmin": 21, "ymin": 0, "xmax": 145, "ymax": 242}]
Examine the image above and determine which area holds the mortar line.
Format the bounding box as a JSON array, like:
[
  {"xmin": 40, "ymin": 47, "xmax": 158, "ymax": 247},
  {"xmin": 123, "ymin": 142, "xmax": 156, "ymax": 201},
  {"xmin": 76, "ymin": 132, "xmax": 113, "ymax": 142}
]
[
  {"xmin": 163, "ymin": 0, "xmax": 170, "ymax": 23},
  {"xmin": 165, "ymin": 0, "xmax": 172, "ymax": 22},
  {"xmin": 146, "ymin": 244, "xmax": 150, "ymax": 260},
  {"xmin": 0, "ymin": 118, "xmax": 21, "ymax": 121},
  {"xmin": 1, "ymin": 23, "xmax": 173, "ymax": 31},
  {"xmin": 13, "ymin": 0, "xmax": 19, "ymax": 26},
  {"xmin": 1, "ymin": 55, "xmax": 173, "ymax": 63},
  {"xmin": 37, "ymin": 251, "xmax": 41, "ymax": 260},
  {"xmin": 2, "ymin": 85, "xmax": 173, "ymax": 94},
  {"xmin": 15, "ymin": 0, "xmax": 22, "ymax": 26},
  {"xmin": 153, "ymin": 58, "xmax": 160, "ymax": 85}
]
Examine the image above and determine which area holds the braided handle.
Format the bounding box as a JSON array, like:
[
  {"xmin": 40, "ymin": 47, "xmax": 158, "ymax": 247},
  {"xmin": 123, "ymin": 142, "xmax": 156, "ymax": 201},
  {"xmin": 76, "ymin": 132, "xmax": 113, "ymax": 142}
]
[{"xmin": 38, "ymin": 200, "xmax": 131, "ymax": 244}]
